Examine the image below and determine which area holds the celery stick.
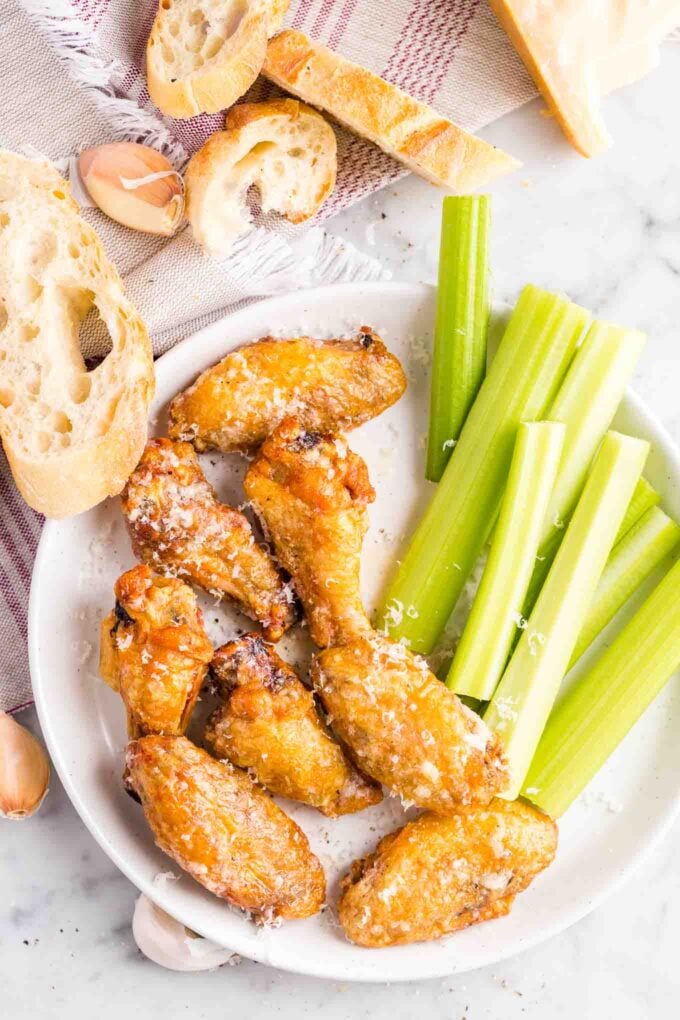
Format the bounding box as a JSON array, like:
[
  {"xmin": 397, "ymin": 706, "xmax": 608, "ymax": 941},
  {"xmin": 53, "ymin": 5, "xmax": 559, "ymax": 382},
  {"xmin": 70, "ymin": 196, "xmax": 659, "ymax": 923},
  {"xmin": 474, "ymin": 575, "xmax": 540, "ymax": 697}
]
[
  {"xmin": 516, "ymin": 475, "xmax": 660, "ymax": 644},
  {"xmin": 426, "ymin": 196, "xmax": 491, "ymax": 482},
  {"xmin": 523, "ymin": 556, "xmax": 680, "ymax": 818},
  {"xmin": 484, "ymin": 431, "xmax": 649, "ymax": 799},
  {"xmin": 447, "ymin": 421, "xmax": 565, "ymax": 701},
  {"xmin": 538, "ymin": 320, "xmax": 645, "ymax": 550},
  {"xmin": 379, "ymin": 285, "xmax": 589, "ymax": 653},
  {"xmin": 568, "ymin": 506, "xmax": 680, "ymax": 668},
  {"xmin": 614, "ymin": 476, "xmax": 660, "ymax": 545}
]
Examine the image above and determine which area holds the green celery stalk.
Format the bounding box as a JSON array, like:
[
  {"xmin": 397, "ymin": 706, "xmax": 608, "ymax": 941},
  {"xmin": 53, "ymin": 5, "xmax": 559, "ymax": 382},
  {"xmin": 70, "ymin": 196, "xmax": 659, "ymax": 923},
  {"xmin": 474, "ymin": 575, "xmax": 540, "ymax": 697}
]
[
  {"xmin": 523, "ymin": 556, "xmax": 680, "ymax": 817},
  {"xmin": 379, "ymin": 285, "xmax": 589, "ymax": 653},
  {"xmin": 426, "ymin": 196, "xmax": 491, "ymax": 482},
  {"xmin": 447, "ymin": 421, "xmax": 565, "ymax": 701},
  {"xmin": 614, "ymin": 476, "xmax": 660, "ymax": 545},
  {"xmin": 538, "ymin": 320, "xmax": 645, "ymax": 550},
  {"xmin": 484, "ymin": 431, "xmax": 649, "ymax": 799},
  {"xmin": 568, "ymin": 506, "xmax": 680, "ymax": 668},
  {"xmin": 516, "ymin": 475, "xmax": 660, "ymax": 643}
]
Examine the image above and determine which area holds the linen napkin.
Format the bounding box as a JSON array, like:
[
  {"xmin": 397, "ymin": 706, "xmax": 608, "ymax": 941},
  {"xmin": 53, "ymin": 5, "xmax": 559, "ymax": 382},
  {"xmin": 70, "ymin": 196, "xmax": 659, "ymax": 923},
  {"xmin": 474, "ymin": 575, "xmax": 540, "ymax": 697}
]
[{"xmin": 0, "ymin": 0, "xmax": 538, "ymax": 712}]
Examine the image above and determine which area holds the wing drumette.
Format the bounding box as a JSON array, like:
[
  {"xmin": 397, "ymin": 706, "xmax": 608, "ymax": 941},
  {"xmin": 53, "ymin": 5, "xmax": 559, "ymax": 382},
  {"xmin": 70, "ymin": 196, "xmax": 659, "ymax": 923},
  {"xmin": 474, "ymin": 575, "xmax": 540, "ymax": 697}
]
[
  {"xmin": 244, "ymin": 418, "xmax": 374, "ymax": 647},
  {"xmin": 338, "ymin": 799, "xmax": 557, "ymax": 947},
  {"xmin": 121, "ymin": 438, "xmax": 295, "ymax": 641},
  {"xmin": 205, "ymin": 634, "xmax": 382, "ymax": 816},
  {"xmin": 311, "ymin": 636, "xmax": 508, "ymax": 812},
  {"xmin": 100, "ymin": 565, "xmax": 212, "ymax": 738},
  {"xmin": 126, "ymin": 735, "xmax": 325, "ymax": 921},
  {"xmin": 168, "ymin": 328, "xmax": 406, "ymax": 453}
]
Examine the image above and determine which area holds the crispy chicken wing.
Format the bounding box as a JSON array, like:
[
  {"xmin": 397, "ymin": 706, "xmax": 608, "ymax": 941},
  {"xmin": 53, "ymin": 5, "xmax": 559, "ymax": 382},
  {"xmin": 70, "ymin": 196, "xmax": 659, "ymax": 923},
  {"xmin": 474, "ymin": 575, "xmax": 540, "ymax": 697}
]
[
  {"xmin": 311, "ymin": 637, "xmax": 508, "ymax": 811},
  {"xmin": 126, "ymin": 735, "xmax": 326, "ymax": 921},
  {"xmin": 99, "ymin": 565, "xmax": 213, "ymax": 738},
  {"xmin": 121, "ymin": 438, "xmax": 295, "ymax": 641},
  {"xmin": 244, "ymin": 418, "xmax": 374, "ymax": 647},
  {"xmin": 205, "ymin": 634, "xmax": 382, "ymax": 816},
  {"xmin": 168, "ymin": 328, "xmax": 406, "ymax": 453},
  {"xmin": 338, "ymin": 799, "xmax": 557, "ymax": 947}
]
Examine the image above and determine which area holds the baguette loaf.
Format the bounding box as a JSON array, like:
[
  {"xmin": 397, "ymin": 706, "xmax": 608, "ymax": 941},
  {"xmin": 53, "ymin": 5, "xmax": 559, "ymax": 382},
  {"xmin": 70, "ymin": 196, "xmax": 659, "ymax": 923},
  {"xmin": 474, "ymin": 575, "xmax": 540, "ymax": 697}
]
[
  {"xmin": 0, "ymin": 151, "xmax": 154, "ymax": 518},
  {"xmin": 147, "ymin": 0, "xmax": 290, "ymax": 119},
  {"xmin": 263, "ymin": 30, "xmax": 519, "ymax": 191},
  {"xmin": 186, "ymin": 98, "xmax": 336, "ymax": 256}
]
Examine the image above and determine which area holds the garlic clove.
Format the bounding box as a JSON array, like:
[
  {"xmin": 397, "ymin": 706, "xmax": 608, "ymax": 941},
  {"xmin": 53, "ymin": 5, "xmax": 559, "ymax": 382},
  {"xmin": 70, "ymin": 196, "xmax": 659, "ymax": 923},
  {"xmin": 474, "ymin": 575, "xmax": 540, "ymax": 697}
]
[
  {"xmin": 0, "ymin": 712, "xmax": 50, "ymax": 820},
  {"xmin": 78, "ymin": 142, "xmax": 184, "ymax": 237},
  {"xmin": 132, "ymin": 894, "xmax": 238, "ymax": 971}
]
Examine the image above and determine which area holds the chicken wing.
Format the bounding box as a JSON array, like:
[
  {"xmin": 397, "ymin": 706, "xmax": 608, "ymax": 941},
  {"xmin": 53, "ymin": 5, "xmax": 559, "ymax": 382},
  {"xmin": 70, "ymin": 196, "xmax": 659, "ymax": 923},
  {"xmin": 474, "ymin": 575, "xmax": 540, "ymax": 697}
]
[
  {"xmin": 168, "ymin": 328, "xmax": 406, "ymax": 454},
  {"xmin": 126, "ymin": 735, "xmax": 326, "ymax": 921},
  {"xmin": 244, "ymin": 418, "xmax": 374, "ymax": 647},
  {"xmin": 310, "ymin": 637, "xmax": 508, "ymax": 811},
  {"xmin": 100, "ymin": 565, "xmax": 213, "ymax": 738},
  {"xmin": 338, "ymin": 799, "xmax": 557, "ymax": 947},
  {"xmin": 205, "ymin": 634, "xmax": 382, "ymax": 816},
  {"xmin": 121, "ymin": 438, "xmax": 295, "ymax": 641}
]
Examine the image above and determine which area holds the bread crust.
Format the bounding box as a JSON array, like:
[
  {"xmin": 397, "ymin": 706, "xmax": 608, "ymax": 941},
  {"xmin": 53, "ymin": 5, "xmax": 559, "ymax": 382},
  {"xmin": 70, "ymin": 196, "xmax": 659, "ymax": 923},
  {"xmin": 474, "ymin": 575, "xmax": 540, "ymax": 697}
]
[
  {"xmin": 147, "ymin": 1, "xmax": 290, "ymax": 119},
  {"xmin": 263, "ymin": 30, "xmax": 520, "ymax": 190},
  {"xmin": 0, "ymin": 150, "xmax": 154, "ymax": 519}
]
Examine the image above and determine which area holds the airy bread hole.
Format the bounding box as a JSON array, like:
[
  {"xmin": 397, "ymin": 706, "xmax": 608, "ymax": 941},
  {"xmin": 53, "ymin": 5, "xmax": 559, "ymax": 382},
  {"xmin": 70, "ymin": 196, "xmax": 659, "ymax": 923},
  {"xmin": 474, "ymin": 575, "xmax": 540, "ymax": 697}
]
[
  {"xmin": 52, "ymin": 190, "xmax": 66, "ymax": 200},
  {"xmin": 70, "ymin": 375, "xmax": 92, "ymax": 404},
  {"xmin": 288, "ymin": 147, "xmax": 304, "ymax": 158},
  {"xmin": 26, "ymin": 277, "xmax": 43, "ymax": 303},
  {"xmin": 19, "ymin": 324, "xmax": 39, "ymax": 343},
  {"xmin": 161, "ymin": 0, "xmax": 172, "ymax": 8},
  {"xmin": 68, "ymin": 242, "xmax": 80, "ymax": 260},
  {"xmin": 52, "ymin": 411, "xmax": 72, "ymax": 434},
  {"xmin": 169, "ymin": 19, "xmax": 180, "ymax": 36},
  {"xmin": 188, "ymin": 9, "xmax": 205, "ymax": 25},
  {"xmin": 77, "ymin": 301, "xmax": 114, "ymax": 363},
  {"xmin": 0, "ymin": 388, "xmax": 14, "ymax": 408},
  {"xmin": 25, "ymin": 370, "xmax": 41, "ymax": 396},
  {"xmin": 0, "ymin": 301, "xmax": 7, "ymax": 331},
  {"xmin": 37, "ymin": 432, "xmax": 51, "ymax": 453},
  {"xmin": 203, "ymin": 35, "xmax": 224, "ymax": 59},
  {"xmin": 162, "ymin": 44, "xmax": 175, "ymax": 63},
  {"xmin": 0, "ymin": 211, "xmax": 9, "ymax": 229}
]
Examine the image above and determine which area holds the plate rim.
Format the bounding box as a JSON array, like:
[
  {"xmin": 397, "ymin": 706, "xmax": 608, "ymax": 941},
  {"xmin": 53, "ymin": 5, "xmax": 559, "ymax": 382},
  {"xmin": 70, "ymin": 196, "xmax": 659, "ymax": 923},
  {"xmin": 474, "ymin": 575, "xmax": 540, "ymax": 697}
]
[{"xmin": 30, "ymin": 279, "xmax": 680, "ymax": 982}]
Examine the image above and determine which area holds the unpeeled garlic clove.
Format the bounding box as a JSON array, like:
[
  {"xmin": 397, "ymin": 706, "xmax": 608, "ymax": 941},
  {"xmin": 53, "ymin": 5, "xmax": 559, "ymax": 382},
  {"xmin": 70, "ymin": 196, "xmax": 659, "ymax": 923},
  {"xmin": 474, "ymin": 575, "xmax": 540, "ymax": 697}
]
[
  {"xmin": 78, "ymin": 142, "xmax": 184, "ymax": 236},
  {"xmin": 0, "ymin": 712, "xmax": 50, "ymax": 820},
  {"xmin": 132, "ymin": 893, "xmax": 238, "ymax": 971}
]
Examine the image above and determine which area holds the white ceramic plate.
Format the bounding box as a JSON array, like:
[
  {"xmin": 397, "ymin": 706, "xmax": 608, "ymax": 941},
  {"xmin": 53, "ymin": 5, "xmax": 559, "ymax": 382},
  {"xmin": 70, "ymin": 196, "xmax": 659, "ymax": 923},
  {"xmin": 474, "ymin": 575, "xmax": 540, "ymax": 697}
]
[{"xmin": 31, "ymin": 282, "xmax": 680, "ymax": 982}]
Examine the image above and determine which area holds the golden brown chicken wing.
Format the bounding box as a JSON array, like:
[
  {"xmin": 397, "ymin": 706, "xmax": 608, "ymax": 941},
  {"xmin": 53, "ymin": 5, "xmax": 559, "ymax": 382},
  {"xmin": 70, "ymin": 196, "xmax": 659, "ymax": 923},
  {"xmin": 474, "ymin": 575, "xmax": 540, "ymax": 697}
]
[
  {"xmin": 168, "ymin": 328, "xmax": 406, "ymax": 453},
  {"xmin": 100, "ymin": 565, "xmax": 213, "ymax": 738},
  {"xmin": 126, "ymin": 735, "xmax": 326, "ymax": 921},
  {"xmin": 338, "ymin": 799, "xmax": 557, "ymax": 947},
  {"xmin": 311, "ymin": 637, "xmax": 508, "ymax": 811},
  {"xmin": 205, "ymin": 634, "xmax": 382, "ymax": 816},
  {"xmin": 244, "ymin": 418, "xmax": 374, "ymax": 648},
  {"xmin": 121, "ymin": 438, "xmax": 295, "ymax": 641}
]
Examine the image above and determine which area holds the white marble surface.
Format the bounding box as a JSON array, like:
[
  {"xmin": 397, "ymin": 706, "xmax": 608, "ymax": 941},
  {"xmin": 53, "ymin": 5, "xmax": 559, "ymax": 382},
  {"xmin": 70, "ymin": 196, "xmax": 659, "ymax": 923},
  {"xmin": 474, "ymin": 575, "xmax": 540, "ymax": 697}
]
[{"xmin": 4, "ymin": 46, "xmax": 680, "ymax": 1020}]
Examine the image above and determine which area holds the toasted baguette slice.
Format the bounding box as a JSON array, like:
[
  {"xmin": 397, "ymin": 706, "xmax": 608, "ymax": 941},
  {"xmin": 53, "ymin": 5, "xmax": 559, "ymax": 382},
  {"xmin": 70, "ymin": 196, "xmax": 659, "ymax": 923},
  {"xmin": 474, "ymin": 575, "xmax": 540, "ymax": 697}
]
[
  {"xmin": 263, "ymin": 30, "xmax": 519, "ymax": 190},
  {"xmin": 489, "ymin": 0, "xmax": 680, "ymax": 157},
  {"xmin": 147, "ymin": 0, "xmax": 290, "ymax": 119},
  {"xmin": 186, "ymin": 99, "xmax": 336, "ymax": 256},
  {"xmin": 0, "ymin": 151, "xmax": 154, "ymax": 518}
]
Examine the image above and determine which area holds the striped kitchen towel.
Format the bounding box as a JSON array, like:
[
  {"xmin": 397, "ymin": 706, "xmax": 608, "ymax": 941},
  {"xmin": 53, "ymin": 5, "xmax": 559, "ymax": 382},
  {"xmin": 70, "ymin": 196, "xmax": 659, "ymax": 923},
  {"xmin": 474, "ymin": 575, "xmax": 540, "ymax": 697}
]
[{"xmin": 1, "ymin": 0, "xmax": 537, "ymax": 711}]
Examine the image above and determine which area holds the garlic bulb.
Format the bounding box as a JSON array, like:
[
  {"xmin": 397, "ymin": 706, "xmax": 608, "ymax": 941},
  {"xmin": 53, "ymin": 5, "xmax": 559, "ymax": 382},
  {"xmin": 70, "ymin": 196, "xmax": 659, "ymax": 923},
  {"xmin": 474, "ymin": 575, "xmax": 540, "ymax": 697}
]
[
  {"xmin": 0, "ymin": 712, "xmax": 50, "ymax": 820},
  {"xmin": 132, "ymin": 894, "xmax": 238, "ymax": 971},
  {"xmin": 78, "ymin": 142, "xmax": 184, "ymax": 236}
]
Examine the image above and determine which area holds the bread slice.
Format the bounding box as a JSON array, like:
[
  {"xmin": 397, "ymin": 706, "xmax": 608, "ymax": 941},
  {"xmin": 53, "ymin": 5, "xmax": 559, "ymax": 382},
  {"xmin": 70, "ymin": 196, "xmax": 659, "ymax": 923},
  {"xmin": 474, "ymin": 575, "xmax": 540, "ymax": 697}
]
[
  {"xmin": 489, "ymin": 0, "xmax": 680, "ymax": 157},
  {"xmin": 263, "ymin": 30, "xmax": 519, "ymax": 191},
  {"xmin": 185, "ymin": 98, "xmax": 337, "ymax": 256},
  {"xmin": 147, "ymin": 0, "xmax": 290, "ymax": 119},
  {"xmin": 0, "ymin": 151, "xmax": 154, "ymax": 518}
]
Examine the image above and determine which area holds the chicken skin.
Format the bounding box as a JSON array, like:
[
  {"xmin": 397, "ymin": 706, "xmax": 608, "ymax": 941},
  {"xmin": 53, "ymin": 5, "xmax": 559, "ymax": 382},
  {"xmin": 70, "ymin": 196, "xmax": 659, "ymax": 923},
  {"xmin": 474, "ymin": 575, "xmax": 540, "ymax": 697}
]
[
  {"xmin": 121, "ymin": 438, "xmax": 295, "ymax": 641},
  {"xmin": 100, "ymin": 565, "xmax": 213, "ymax": 738},
  {"xmin": 205, "ymin": 634, "xmax": 382, "ymax": 816},
  {"xmin": 244, "ymin": 418, "xmax": 374, "ymax": 648},
  {"xmin": 338, "ymin": 799, "xmax": 557, "ymax": 947},
  {"xmin": 126, "ymin": 735, "xmax": 326, "ymax": 921},
  {"xmin": 168, "ymin": 328, "xmax": 407, "ymax": 454},
  {"xmin": 311, "ymin": 637, "xmax": 508, "ymax": 812}
]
